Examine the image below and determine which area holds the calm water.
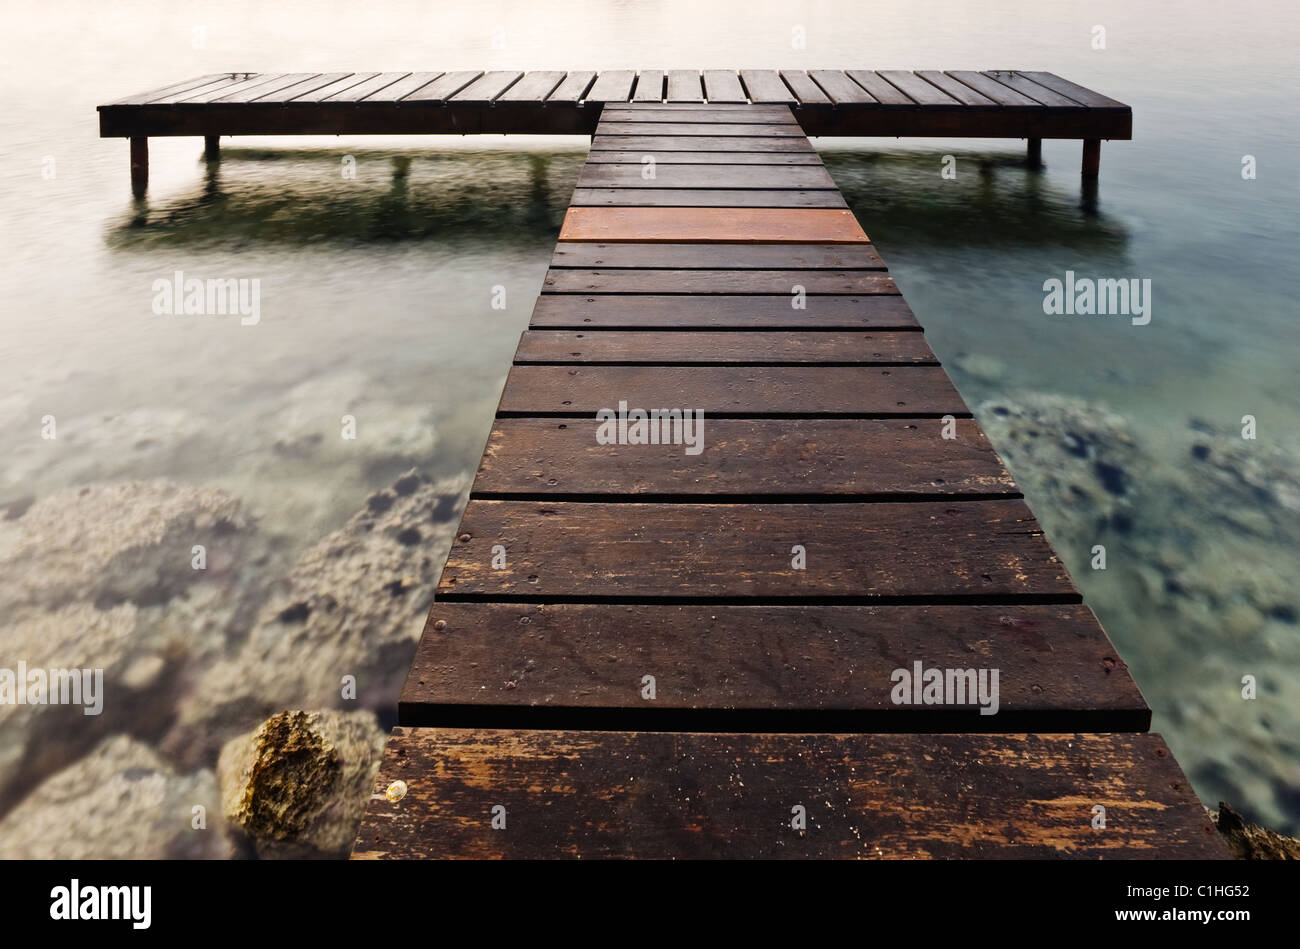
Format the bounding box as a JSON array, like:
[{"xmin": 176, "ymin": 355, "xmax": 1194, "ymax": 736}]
[{"xmin": 2, "ymin": 0, "xmax": 1297, "ymax": 840}]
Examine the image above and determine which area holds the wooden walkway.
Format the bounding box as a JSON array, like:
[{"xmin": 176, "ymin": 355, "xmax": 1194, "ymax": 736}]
[
  {"xmin": 351, "ymin": 104, "xmax": 1224, "ymax": 859},
  {"xmin": 99, "ymin": 70, "xmax": 1130, "ymax": 193}
]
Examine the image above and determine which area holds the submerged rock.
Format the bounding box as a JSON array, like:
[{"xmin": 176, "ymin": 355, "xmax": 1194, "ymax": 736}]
[
  {"xmin": 1212, "ymin": 802, "xmax": 1300, "ymax": 860},
  {"xmin": 167, "ymin": 468, "xmax": 464, "ymax": 762},
  {"xmin": 0, "ymin": 735, "xmax": 228, "ymax": 859},
  {"xmin": 218, "ymin": 710, "xmax": 386, "ymax": 859}
]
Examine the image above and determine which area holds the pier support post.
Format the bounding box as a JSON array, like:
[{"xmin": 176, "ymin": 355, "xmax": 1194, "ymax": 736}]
[
  {"xmin": 129, "ymin": 136, "xmax": 148, "ymax": 195},
  {"xmin": 204, "ymin": 135, "xmax": 220, "ymax": 161},
  {"xmin": 1082, "ymin": 138, "xmax": 1101, "ymax": 177},
  {"xmin": 1027, "ymin": 138, "xmax": 1042, "ymax": 167}
]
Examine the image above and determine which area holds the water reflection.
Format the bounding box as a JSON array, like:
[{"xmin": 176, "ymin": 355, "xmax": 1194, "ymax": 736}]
[{"xmin": 109, "ymin": 148, "xmax": 585, "ymax": 250}]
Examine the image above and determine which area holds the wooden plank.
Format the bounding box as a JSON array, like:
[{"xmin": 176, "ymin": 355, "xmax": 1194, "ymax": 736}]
[
  {"xmin": 585, "ymin": 70, "xmax": 636, "ymax": 102},
  {"xmin": 440, "ymin": 499, "xmax": 1069, "ymax": 600},
  {"xmin": 983, "ymin": 70, "xmax": 1085, "ymax": 108},
  {"xmin": 495, "ymin": 365, "xmax": 965, "ymax": 416},
  {"xmin": 401, "ymin": 70, "xmax": 483, "ymax": 102},
  {"xmin": 595, "ymin": 122, "xmax": 805, "ymax": 136},
  {"xmin": 559, "ymin": 207, "xmax": 868, "ymax": 243},
  {"xmin": 289, "ymin": 72, "xmax": 381, "ymax": 103},
  {"xmin": 215, "ymin": 73, "xmax": 319, "ymax": 104},
  {"xmin": 666, "ymin": 70, "xmax": 704, "ymax": 103},
  {"xmin": 547, "ymin": 70, "xmax": 597, "ymax": 103},
  {"xmin": 450, "ymin": 70, "xmax": 524, "ymax": 104},
  {"xmin": 549, "ymin": 242, "xmax": 886, "ymax": 269},
  {"xmin": 400, "ymin": 603, "xmax": 1145, "ymax": 731},
  {"xmin": 362, "ymin": 71, "xmax": 445, "ymax": 102},
  {"xmin": 474, "ymin": 417, "xmax": 1011, "ymax": 495},
  {"xmin": 529, "ymin": 295, "xmax": 919, "ymax": 329},
  {"xmin": 945, "ymin": 71, "xmax": 1042, "ymax": 107},
  {"xmin": 576, "ymin": 165, "xmax": 836, "ymax": 190},
  {"xmin": 738, "ymin": 69, "xmax": 797, "ymax": 104},
  {"xmin": 570, "ymin": 189, "xmax": 847, "ymax": 209},
  {"xmin": 702, "ymin": 70, "xmax": 747, "ymax": 103},
  {"xmin": 541, "ymin": 269, "xmax": 896, "ymax": 294},
  {"xmin": 590, "ymin": 135, "xmax": 815, "ymax": 152},
  {"xmin": 514, "ymin": 330, "xmax": 934, "ymax": 365},
  {"xmin": 174, "ymin": 73, "xmax": 290, "ymax": 104},
  {"xmin": 353, "ymin": 730, "xmax": 1225, "ymax": 859},
  {"xmin": 779, "ymin": 70, "xmax": 831, "ymax": 105},
  {"xmin": 845, "ymin": 70, "xmax": 915, "ymax": 105},
  {"xmin": 808, "ymin": 69, "xmax": 877, "ymax": 105},
  {"xmin": 109, "ymin": 73, "xmax": 231, "ymax": 106},
  {"xmin": 244, "ymin": 73, "xmax": 351, "ymax": 103},
  {"xmin": 323, "ymin": 72, "xmax": 412, "ymax": 102},
  {"xmin": 877, "ymin": 70, "xmax": 962, "ymax": 106},
  {"xmin": 498, "ymin": 70, "xmax": 567, "ymax": 103},
  {"xmin": 1015, "ymin": 71, "xmax": 1129, "ymax": 110},
  {"xmin": 632, "ymin": 70, "xmax": 665, "ymax": 102},
  {"xmin": 599, "ymin": 107, "xmax": 795, "ymax": 124},
  {"xmin": 583, "ymin": 150, "xmax": 825, "ymax": 165},
  {"xmin": 914, "ymin": 70, "xmax": 997, "ymax": 106}
]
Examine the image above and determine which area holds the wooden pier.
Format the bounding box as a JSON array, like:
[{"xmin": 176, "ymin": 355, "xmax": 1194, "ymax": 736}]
[
  {"xmin": 340, "ymin": 102, "xmax": 1223, "ymax": 859},
  {"xmin": 99, "ymin": 69, "xmax": 1132, "ymax": 196}
]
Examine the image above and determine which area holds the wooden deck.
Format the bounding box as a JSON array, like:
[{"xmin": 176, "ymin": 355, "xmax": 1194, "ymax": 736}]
[
  {"xmin": 98, "ymin": 70, "xmax": 1130, "ymax": 193},
  {"xmin": 350, "ymin": 104, "xmax": 1224, "ymax": 860}
]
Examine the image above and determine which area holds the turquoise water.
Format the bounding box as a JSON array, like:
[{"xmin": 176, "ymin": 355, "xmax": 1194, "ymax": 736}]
[{"xmin": 1, "ymin": 0, "xmax": 1297, "ymax": 842}]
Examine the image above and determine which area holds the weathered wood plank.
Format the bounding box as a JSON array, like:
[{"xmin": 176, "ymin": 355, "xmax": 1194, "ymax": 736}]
[
  {"xmin": 983, "ymin": 70, "xmax": 1084, "ymax": 108},
  {"xmin": 138, "ymin": 74, "xmax": 256, "ymax": 105},
  {"xmin": 809, "ymin": 69, "xmax": 877, "ymax": 104},
  {"xmin": 512, "ymin": 330, "xmax": 935, "ymax": 365},
  {"xmin": 702, "ymin": 70, "xmax": 747, "ymax": 103},
  {"xmin": 362, "ymin": 71, "xmax": 445, "ymax": 102},
  {"xmin": 576, "ymin": 164, "xmax": 836, "ymax": 190},
  {"xmin": 108, "ymin": 74, "xmax": 231, "ymax": 106},
  {"xmin": 558, "ymin": 207, "xmax": 868, "ymax": 243},
  {"xmin": 1014, "ymin": 71, "xmax": 1128, "ymax": 110},
  {"xmin": 549, "ymin": 242, "xmax": 886, "ymax": 269},
  {"xmin": 439, "ymin": 499, "xmax": 1071, "ymax": 599},
  {"xmin": 495, "ymin": 365, "xmax": 964, "ymax": 416},
  {"xmin": 451, "ymin": 70, "xmax": 525, "ymax": 104},
  {"xmin": 215, "ymin": 73, "xmax": 319, "ymax": 104},
  {"xmin": 945, "ymin": 71, "xmax": 1042, "ymax": 107},
  {"xmin": 583, "ymin": 150, "xmax": 825, "ymax": 165},
  {"xmin": 400, "ymin": 603, "xmax": 1145, "ymax": 731},
  {"xmin": 666, "ymin": 70, "xmax": 704, "ymax": 103},
  {"xmin": 584, "ymin": 70, "xmax": 636, "ymax": 102},
  {"xmin": 497, "ymin": 71, "xmax": 567, "ymax": 103},
  {"xmin": 632, "ymin": 70, "xmax": 665, "ymax": 102},
  {"xmin": 353, "ymin": 730, "xmax": 1224, "ymax": 859},
  {"xmin": 401, "ymin": 70, "xmax": 483, "ymax": 102},
  {"xmin": 541, "ymin": 269, "xmax": 896, "ymax": 294},
  {"xmin": 599, "ymin": 107, "xmax": 795, "ymax": 124},
  {"xmin": 529, "ymin": 294, "xmax": 919, "ymax": 329},
  {"xmin": 177, "ymin": 73, "xmax": 291, "ymax": 104},
  {"xmin": 595, "ymin": 122, "xmax": 805, "ymax": 136},
  {"xmin": 245, "ymin": 73, "xmax": 351, "ymax": 103},
  {"xmin": 547, "ymin": 71, "xmax": 597, "ymax": 103},
  {"xmin": 288, "ymin": 73, "xmax": 380, "ymax": 103},
  {"xmin": 570, "ymin": 189, "xmax": 847, "ymax": 208},
  {"xmin": 323, "ymin": 72, "xmax": 411, "ymax": 102},
  {"xmin": 474, "ymin": 417, "xmax": 1010, "ymax": 495},
  {"xmin": 738, "ymin": 69, "xmax": 797, "ymax": 104},
  {"xmin": 590, "ymin": 134, "xmax": 816, "ymax": 152},
  {"xmin": 914, "ymin": 70, "xmax": 998, "ymax": 106},
  {"xmin": 845, "ymin": 70, "xmax": 914, "ymax": 105},
  {"xmin": 779, "ymin": 70, "xmax": 832, "ymax": 105},
  {"xmin": 877, "ymin": 70, "xmax": 962, "ymax": 106}
]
